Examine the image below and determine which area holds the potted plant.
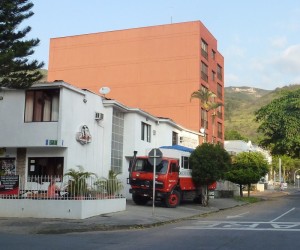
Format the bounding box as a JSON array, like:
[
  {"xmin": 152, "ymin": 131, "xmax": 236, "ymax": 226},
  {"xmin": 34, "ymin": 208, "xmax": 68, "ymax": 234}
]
[
  {"xmin": 94, "ymin": 170, "xmax": 123, "ymax": 198},
  {"xmin": 64, "ymin": 166, "xmax": 96, "ymax": 199}
]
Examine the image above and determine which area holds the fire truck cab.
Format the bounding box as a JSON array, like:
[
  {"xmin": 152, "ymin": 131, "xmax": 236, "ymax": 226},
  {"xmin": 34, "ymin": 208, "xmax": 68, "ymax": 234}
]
[{"xmin": 129, "ymin": 146, "xmax": 198, "ymax": 208}]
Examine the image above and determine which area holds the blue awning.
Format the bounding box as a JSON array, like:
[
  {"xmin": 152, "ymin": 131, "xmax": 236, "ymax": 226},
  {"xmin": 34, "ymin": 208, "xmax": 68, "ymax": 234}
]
[{"xmin": 159, "ymin": 145, "xmax": 194, "ymax": 153}]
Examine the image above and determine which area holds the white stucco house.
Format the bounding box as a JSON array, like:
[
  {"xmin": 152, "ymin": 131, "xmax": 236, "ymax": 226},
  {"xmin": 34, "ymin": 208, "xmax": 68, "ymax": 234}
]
[
  {"xmin": 224, "ymin": 140, "xmax": 254, "ymax": 155},
  {"xmin": 224, "ymin": 140, "xmax": 271, "ymax": 164},
  {"xmin": 0, "ymin": 81, "xmax": 200, "ymax": 200}
]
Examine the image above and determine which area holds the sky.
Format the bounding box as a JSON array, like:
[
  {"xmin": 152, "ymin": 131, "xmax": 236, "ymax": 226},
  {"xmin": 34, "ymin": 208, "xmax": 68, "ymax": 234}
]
[{"xmin": 25, "ymin": 0, "xmax": 300, "ymax": 90}]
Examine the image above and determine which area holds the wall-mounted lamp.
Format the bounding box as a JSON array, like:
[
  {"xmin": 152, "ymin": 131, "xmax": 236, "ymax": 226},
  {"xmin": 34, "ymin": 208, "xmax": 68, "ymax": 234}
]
[
  {"xmin": 83, "ymin": 98, "xmax": 87, "ymax": 103},
  {"xmin": 0, "ymin": 96, "xmax": 3, "ymax": 100}
]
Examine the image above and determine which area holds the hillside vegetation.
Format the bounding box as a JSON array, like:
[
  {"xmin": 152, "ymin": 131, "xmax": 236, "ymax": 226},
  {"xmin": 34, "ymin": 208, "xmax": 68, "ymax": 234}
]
[{"xmin": 224, "ymin": 84, "xmax": 300, "ymax": 143}]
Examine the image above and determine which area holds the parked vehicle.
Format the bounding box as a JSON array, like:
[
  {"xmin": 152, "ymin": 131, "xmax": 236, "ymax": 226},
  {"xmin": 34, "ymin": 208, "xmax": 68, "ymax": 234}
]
[{"xmin": 128, "ymin": 145, "xmax": 216, "ymax": 208}]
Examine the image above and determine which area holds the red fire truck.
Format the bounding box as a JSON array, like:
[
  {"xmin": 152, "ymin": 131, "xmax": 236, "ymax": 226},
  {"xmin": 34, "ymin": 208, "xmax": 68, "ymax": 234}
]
[{"xmin": 129, "ymin": 145, "xmax": 216, "ymax": 208}]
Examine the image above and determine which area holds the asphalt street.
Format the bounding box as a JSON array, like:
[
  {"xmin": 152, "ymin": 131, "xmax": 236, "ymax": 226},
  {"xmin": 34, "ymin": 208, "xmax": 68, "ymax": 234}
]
[{"xmin": 0, "ymin": 188, "xmax": 292, "ymax": 235}]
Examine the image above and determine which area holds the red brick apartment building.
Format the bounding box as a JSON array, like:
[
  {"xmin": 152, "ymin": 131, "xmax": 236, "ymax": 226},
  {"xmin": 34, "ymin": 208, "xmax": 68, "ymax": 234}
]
[{"xmin": 48, "ymin": 21, "xmax": 224, "ymax": 144}]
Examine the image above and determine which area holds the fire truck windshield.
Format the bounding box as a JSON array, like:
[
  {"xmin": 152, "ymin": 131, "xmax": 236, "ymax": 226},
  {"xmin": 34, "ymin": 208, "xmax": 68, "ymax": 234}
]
[{"xmin": 133, "ymin": 159, "xmax": 169, "ymax": 174}]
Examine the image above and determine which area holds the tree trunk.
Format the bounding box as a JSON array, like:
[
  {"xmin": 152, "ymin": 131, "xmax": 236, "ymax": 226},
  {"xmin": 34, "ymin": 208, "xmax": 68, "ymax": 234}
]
[
  {"xmin": 201, "ymin": 185, "xmax": 209, "ymax": 207},
  {"xmin": 240, "ymin": 184, "xmax": 243, "ymax": 197},
  {"xmin": 247, "ymin": 184, "xmax": 251, "ymax": 197}
]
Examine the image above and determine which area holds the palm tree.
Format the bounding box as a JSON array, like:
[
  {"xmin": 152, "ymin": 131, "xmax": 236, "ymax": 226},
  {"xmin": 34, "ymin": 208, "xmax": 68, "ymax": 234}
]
[
  {"xmin": 191, "ymin": 88, "xmax": 223, "ymax": 143},
  {"xmin": 64, "ymin": 166, "xmax": 97, "ymax": 197}
]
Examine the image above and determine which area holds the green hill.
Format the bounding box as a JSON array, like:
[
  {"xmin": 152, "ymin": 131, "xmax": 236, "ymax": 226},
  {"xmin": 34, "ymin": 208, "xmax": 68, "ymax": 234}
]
[{"xmin": 224, "ymin": 84, "xmax": 300, "ymax": 143}]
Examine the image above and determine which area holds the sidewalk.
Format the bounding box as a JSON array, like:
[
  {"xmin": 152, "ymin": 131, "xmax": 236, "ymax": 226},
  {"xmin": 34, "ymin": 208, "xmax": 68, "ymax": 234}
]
[{"xmin": 0, "ymin": 189, "xmax": 290, "ymax": 235}]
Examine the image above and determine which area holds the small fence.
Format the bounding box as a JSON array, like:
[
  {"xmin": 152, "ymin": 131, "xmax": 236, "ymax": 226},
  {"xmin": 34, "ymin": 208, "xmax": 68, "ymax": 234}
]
[{"xmin": 0, "ymin": 175, "xmax": 124, "ymax": 200}]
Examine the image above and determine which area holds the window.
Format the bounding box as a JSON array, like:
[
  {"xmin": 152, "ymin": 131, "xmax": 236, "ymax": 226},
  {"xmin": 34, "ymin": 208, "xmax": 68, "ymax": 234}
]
[
  {"xmin": 212, "ymin": 50, "xmax": 216, "ymax": 60},
  {"xmin": 217, "ymin": 83, "xmax": 222, "ymax": 99},
  {"xmin": 201, "ymin": 61, "xmax": 208, "ymax": 82},
  {"xmin": 133, "ymin": 159, "xmax": 168, "ymax": 174},
  {"xmin": 141, "ymin": 122, "xmax": 151, "ymax": 142},
  {"xmin": 217, "ymin": 105, "xmax": 222, "ymax": 119},
  {"xmin": 172, "ymin": 131, "xmax": 178, "ymax": 145},
  {"xmin": 201, "ymin": 108, "xmax": 208, "ymax": 129},
  {"xmin": 181, "ymin": 156, "xmax": 190, "ymax": 169},
  {"xmin": 217, "ymin": 64, "xmax": 223, "ymax": 81},
  {"xmin": 25, "ymin": 89, "xmax": 59, "ymax": 122},
  {"xmin": 27, "ymin": 157, "xmax": 64, "ymax": 181},
  {"xmin": 212, "ymin": 71, "xmax": 216, "ymax": 82},
  {"xmin": 201, "ymin": 39, "xmax": 208, "ymax": 60},
  {"xmin": 111, "ymin": 110, "xmax": 124, "ymax": 174},
  {"xmin": 170, "ymin": 162, "xmax": 179, "ymax": 173},
  {"xmin": 217, "ymin": 122, "xmax": 223, "ymax": 139}
]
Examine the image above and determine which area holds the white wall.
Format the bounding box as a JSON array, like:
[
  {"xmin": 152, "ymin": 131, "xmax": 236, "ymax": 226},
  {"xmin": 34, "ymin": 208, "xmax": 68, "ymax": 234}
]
[
  {"xmin": 58, "ymin": 88, "xmax": 106, "ymax": 176},
  {"xmin": 0, "ymin": 199, "xmax": 126, "ymax": 219},
  {"xmin": 0, "ymin": 90, "xmax": 60, "ymax": 147},
  {"xmin": 0, "ymin": 84, "xmax": 108, "ymax": 179}
]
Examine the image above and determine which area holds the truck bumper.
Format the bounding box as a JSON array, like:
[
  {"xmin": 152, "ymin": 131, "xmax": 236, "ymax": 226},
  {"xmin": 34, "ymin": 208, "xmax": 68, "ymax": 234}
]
[{"xmin": 129, "ymin": 188, "xmax": 168, "ymax": 200}]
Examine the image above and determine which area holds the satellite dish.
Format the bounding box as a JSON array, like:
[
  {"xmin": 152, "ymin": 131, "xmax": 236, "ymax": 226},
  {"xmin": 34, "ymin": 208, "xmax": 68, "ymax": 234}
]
[{"xmin": 99, "ymin": 87, "xmax": 111, "ymax": 96}]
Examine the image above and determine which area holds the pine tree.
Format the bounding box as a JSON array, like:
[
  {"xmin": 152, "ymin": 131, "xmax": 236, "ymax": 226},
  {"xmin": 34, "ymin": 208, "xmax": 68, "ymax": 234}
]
[{"xmin": 0, "ymin": 0, "xmax": 44, "ymax": 89}]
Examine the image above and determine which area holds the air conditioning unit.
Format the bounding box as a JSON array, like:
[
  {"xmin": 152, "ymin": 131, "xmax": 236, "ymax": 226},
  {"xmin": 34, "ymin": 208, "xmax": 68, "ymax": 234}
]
[{"xmin": 95, "ymin": 112, "xmax": 104, "ymax": 120}]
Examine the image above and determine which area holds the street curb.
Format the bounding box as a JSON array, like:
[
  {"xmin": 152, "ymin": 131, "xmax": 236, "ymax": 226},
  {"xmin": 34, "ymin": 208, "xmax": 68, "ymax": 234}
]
[
  {"xmin": 4, "ymin": 192, "xmax": 291, "ymax": 235},
  {"xmin": 36, "ymin": 204, "xmax": 245, "ymax": 234}
]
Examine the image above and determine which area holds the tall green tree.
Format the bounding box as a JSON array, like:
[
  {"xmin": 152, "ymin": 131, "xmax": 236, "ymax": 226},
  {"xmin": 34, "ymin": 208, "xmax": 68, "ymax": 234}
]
[
  {"xmin": 191, "ymin": 88, "xmax": 223, "ymax": 143},
  {"xmin": 190, "ymin": 143, "xmax": 231, "ymax": 206},
  {"xmin": 270, "ymin": 155, "xmax": 300, "ymax": 183},
  {"xmin": 0, "ymin": 0, "xmax": 44, "ymax": 89},
  {"xmin": 225, "ymin": 152, "xmax": 269, "ymax": 197},
  {"xmin": 255, "ymin": 89, "xmax": 300, "ymax": 158}
]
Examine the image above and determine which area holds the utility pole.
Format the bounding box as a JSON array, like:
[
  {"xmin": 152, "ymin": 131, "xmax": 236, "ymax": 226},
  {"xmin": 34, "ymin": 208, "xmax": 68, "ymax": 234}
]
[
  {"xmin": 279, "ymin": 158, "xmax": 281, "ymax": 183},
  {"xmin": 279, "ymin": 158, "xmax": 282, "ymax": 190}
]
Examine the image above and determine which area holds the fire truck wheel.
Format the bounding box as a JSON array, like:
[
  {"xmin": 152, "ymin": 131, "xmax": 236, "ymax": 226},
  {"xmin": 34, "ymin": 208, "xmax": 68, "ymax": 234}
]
[
  {"xmin": 132, "ymin": 194, "xmax": 149, "ymax": 205},
  {"xmin": 165, "ymin": 190, "xmax": 180, "ymax": 208}
]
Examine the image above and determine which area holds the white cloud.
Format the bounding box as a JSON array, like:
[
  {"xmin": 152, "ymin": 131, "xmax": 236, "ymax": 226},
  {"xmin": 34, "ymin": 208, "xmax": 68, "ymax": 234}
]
[
  {"xmin": 270, "ymin": 36, "xmax": 287, "ymax": 48},
  {"xmin": 250, "ymin": 60, "xmax": 265, "ymax": 71},
  {"xmin": 225, "ymin": 45, "xmax": 245, "ymax": 58},
  {"xmin": 224, "ymin": 73, "xmax": 239, "ymax": 86},
  {"xmin": 274, "ymin": 44, "xmax": 300, "ymax": 74},
  {"xmin": 243, "ymin": 44, "xmax": 300, "ymax": 88}
]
